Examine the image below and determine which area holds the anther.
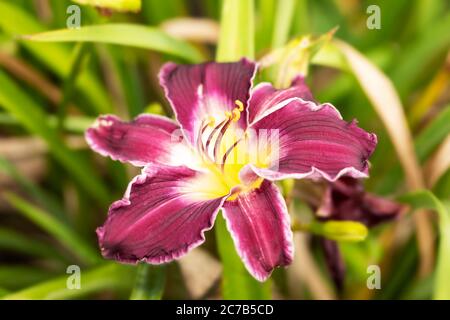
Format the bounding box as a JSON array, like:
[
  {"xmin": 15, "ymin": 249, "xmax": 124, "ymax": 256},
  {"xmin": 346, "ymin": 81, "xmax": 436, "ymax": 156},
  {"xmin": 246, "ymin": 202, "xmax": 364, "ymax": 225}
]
[{"xmin": 235, "ymin": 100, "xmax": 244, "ymax": 112}]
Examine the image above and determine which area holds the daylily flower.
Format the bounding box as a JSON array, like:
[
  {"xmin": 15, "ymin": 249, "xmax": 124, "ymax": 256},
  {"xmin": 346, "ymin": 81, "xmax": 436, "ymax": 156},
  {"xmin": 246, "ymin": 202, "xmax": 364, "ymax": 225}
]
[
  {"xmin": 315, "ymin": 177, "xmax": 405, "ymax": 290},
  {"xmin": 85, "ymin": 59, "xmax": 377, "ymax": 281}
]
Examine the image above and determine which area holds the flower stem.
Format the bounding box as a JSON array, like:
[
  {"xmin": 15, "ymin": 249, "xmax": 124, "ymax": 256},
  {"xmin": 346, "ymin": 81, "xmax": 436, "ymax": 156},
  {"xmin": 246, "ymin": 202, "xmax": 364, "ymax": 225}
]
[{"xmin": 129, "ymin": 264, "xmax": 166, "ymax": 300}]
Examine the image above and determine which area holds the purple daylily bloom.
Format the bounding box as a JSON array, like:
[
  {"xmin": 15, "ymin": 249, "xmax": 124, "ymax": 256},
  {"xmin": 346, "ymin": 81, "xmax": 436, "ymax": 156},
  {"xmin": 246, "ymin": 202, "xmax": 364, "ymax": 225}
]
[{"xmin": 85, "ymin": 59, "xmax": 377, "ymax": 281}]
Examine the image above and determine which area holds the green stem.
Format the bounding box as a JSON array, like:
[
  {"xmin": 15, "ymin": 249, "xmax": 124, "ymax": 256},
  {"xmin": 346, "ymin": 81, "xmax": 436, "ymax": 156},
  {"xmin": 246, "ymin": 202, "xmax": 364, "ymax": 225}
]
[{"xmin": 129, "ymin": 264, "xmax": 166, "ymax": 300}]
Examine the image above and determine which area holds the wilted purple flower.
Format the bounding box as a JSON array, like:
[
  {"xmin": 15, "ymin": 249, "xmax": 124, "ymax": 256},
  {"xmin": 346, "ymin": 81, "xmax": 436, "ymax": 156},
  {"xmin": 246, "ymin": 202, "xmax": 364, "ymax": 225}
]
[
  {"xmin": 85, "ymin": 59, "xmax": 377, "ymax": 281},
  {"xmin": 317, "ymin": 177, "xmax": 403, "ymax": 228},
  {"xmin": 316, "ymin": 177, "xmax": 404, "ymax": 290}
]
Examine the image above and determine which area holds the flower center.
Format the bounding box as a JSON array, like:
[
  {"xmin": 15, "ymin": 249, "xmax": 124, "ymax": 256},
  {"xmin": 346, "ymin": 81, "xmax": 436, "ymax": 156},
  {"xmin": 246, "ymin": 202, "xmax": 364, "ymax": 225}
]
[{"xmin": 194, "ymin": 100, "xmax": 258, "ymax": 195}]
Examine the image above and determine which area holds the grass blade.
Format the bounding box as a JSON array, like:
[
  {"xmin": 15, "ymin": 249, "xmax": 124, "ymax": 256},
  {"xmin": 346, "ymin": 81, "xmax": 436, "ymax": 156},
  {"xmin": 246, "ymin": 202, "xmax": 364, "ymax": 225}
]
[
  {"xmin": 217, "ymin": 0, "xmax": 255, "ymax": 61},
  {"xmin": 2, "ymin": 263, "xmax": 134, "ymax": 300},
  {"xmin": 0, "ymin": 71, "xmax": 109, "ymax": 203},
  {"xmin": 2, "ymin": 192, "xmax": 101, "ymax": 265},
  {"xmin": 0, "ymin": 156, "xmax": 65, "ymax": 220},
  {"xmin": 398, "ymin": 192, "xmax": 450, "ymax": 299},
  {"xmin": 24, "ymin": 24, "xmax": 204, "ymax": 63},
  {"xmin": 271, "ymin": 0, "xmax": 297, "ymax": 49},
  {"xmin": 0, "ymin": 1, "xmax": 111, "ymax": 114},
  {"xmin": 0, "ymin": 228, "xmax": 65, "ymax": 261}
]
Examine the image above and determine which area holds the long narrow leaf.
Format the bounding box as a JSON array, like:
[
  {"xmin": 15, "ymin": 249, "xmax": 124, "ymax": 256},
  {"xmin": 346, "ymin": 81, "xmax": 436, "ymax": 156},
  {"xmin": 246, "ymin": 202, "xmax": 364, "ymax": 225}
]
[
  {"xmin": 24, "ymin": 24, "xmax": 204, "ymax": 63},
  {"xmin": 0, "ymin": 228, "xmax": 66, "ymax": 261},
  {"xmin": 398, "ymin": 191, "xmax": 450, "ymax": 299},
  {"xmin": 217, "ymin": 0, "xmax": 255, "ymax": 61},
  {"xmin": 0, "ymin": 71, "xmax": 109, "ymax": 203},
  {"xmin": 2, "ymin": 263, "xmax": 134, "ymax": 300},
  {"xmin": 0, "ymin": 1, "xmax": 111, "ymax": 114},
  {"xmin": 3, "ymin": 192, "xmax": 101, "ymax": 265}
]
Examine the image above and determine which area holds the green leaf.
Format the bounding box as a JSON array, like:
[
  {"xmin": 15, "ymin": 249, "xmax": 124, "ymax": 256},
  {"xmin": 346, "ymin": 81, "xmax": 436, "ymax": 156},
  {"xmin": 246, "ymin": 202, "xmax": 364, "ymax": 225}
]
[
  {"xmin": 142, "ymin": 0, "xmax": 187, "ymax": 25},
  {"xmin": 0, "ymin": 113, "xmax": 95, "ymax": 134},
  {"xmin": 217, "ymin": 0, "xmax": 254, "ymax": 61},
  {"xmin": 271, "ymin": 0, "xmax": 297, "ymax": 49},
  {"xmin": 3, "ymin": 192, "xmax": 101, "ymax": 266},
  {"xmin": 376, "ymin": 105, "xmax": 450, "ymax": 194},
  {"xmin": 0, "ymin": 228, "xmax": 65, "ymax": 261},
  {"xmin": 58, "ymin": 43, "xmax": 91, "ymax": 132},
  {"xmin": 0, "ymin": 156, "xmax": 65, "ymax": 220},
  {"xmin": 216, "ymin": 215, "xmax": 271, "ymax": 299},
  {"xmin": 72, "ymin": 0, "xmax": 141, "ymax": 12},
  {"xmin": 2, "ymin": 263, "xmax": 134, "ymax": 300},
  {"xmin": 0, "ymin": 1, "xmax": 111, "ymax": 114},
  {"xmin": 129, "ymin": 264, "xmax": 166, "ymax": 300},
  {"xmin": 415, "ymin": 105, "xmax": 450, "ymax": 162},
  {"xmin": 0, "ymin": 71, "xmax": 109, "ymax": 203},
  {"xmin": 0, "ymin": 266, "xmax": 56, "ymax": 291},
  {"xmin": 398, "ymin": 191, "xmax": 450, "ymax": 300},
  {"xmin": 24, "ymin": 24, "xmax": 203, "ymax": 63},
  {"xmin": 256, "ymin": 0, "xmax": 276, "ymax": 51},
  {"xmin": 391, "ymin": 13, "xmax": 450, "ymax": 97}
]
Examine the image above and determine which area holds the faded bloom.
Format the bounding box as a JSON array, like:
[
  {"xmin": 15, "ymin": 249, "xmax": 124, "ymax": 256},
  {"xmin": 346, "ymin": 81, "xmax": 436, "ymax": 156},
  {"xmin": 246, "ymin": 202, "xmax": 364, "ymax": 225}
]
[
  {"xmin": 85, "ymin": 59, "xmax": 377, "ymax": 281},
  {"xmin": 316, "ymin": 177, "xmax": 404, "ymax": 290}
]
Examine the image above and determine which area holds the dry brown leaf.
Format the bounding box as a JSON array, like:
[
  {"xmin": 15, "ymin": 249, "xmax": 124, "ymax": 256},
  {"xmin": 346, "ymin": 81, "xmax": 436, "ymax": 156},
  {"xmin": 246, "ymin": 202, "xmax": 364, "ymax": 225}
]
[
  {"xmin": 425, "ymin": 134, "xmax": 450, "ymax": 187},
  {"xmin": 177, "ymin": 248, "xmax": 222, "ymax": 299},
  {"xmin": 287, "ymin": 233, "xmax": 336, "ymax": 300},
  {"xmin": 334, "ymin": 40, "xmax": 424, "ymax": 189},
  {"xmin": 160, "ymin": 18, "xmax": 219, "ymax": 44},
  {"xmin": 0, "ymin": 52, "xmax": 61, "ymax": 105}
]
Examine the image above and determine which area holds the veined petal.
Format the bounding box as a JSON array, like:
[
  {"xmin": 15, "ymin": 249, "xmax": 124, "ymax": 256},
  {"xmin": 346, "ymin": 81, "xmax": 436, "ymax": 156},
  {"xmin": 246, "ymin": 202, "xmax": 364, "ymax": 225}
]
[
  {"xmin": 86, "ymin": 114, "xmax": 183, "ymax": 167},
  {"xmin": 249, "ymin": 99, "xmax": 377, "ymax": 181},
  {"xmin": 248, "ymin": 76, "xmax": 314, "ymax": 125},
  {"xmin": 222, "ymin": 180, "xmax": 294, "ymax": 281},
  {"xmin": 97, "ymin": 165, "xmax": 228, "ymax": 264},
  {"xmin": 159, "ymin": 59, "xmax": 256, "ymax": 144}
]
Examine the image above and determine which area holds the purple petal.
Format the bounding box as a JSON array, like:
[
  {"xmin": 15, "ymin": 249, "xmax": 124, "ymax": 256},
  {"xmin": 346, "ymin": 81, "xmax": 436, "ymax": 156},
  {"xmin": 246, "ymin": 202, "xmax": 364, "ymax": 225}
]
[
  {"xmin": 249, "ymin": 100, "xmax": 377, "ymax": 181},
  {"xmin": 97, "ymin": 165, "xmax": 227, "ymax": 264},
  {"xmin": 86, "ymin": 114, "xmax": 182, "ymax": 167},
  {"xmin": 248, "ymin": 76, "xmax": 314, "ymax": 125},
  {"xmin": 222, "ymin": 180, "xmax": 294, "ymax": 281},
  {"xmin": 159, "ymin": 59, "xmax": 256, "ymax": 144}
]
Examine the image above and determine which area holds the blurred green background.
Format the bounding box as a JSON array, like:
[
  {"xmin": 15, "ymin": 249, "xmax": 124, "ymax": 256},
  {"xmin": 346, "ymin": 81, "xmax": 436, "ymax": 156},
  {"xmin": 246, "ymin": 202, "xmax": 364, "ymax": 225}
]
[{"xmin": 0, "ymin": 0, "xmax": 449, "ymax": 300}]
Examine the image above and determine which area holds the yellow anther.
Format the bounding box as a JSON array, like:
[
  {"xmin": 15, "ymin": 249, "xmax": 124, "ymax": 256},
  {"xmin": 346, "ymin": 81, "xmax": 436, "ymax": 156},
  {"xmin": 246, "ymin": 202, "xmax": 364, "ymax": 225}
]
[
  {"xmin": 225, "ymin": 111, "xmax": 233, "ymax": 119},
  {"xmin": 207, "ymin": 116, "xmax": 216, "ymax": 127},
  {"xmin": 235, "ymin": 100, "xmax": 244, "ymax": 112},
  {"xmin": 232, "ymin": 108, "xmax": 241, "ymax": 122}
]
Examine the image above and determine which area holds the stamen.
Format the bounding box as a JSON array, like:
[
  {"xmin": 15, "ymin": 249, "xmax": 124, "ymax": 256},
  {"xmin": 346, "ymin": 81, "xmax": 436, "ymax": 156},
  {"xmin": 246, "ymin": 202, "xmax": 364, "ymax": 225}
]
[
  {"xmin": 197, "ymin": 119, "xmax": 211, "ymax": 156},
  {"xmin": 221, "ymin": 138, "xmax": 242, "ymax": 171},
  {"xmin": 205, "ymin": 118, "xmax": 229, "ymax": 152},
  {"xmin": 213, "ymin": 118, "xmax": 233, "ymax": 163},
  {"xmin": 201, "ymin": 101, "xmax": 245, "ymax": 165}
]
